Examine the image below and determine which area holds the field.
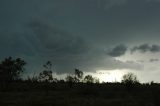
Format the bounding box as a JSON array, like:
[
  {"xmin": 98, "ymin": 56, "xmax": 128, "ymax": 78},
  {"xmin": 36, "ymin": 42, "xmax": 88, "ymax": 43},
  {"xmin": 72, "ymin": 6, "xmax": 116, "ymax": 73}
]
[{"xmin": 0, "ymin": 82, "xmax": 160, "ymax": 106}]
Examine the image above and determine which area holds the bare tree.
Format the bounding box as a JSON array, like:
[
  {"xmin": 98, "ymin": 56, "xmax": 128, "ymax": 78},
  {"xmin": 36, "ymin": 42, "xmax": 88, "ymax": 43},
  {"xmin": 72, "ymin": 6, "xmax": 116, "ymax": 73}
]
[
  {"xmin": 38, "ymin": 61, "xmax": 53, "ymax": 82},
  {"xmin": 74, "ymin": 68, "xmax": 83, "ymax": 83}
]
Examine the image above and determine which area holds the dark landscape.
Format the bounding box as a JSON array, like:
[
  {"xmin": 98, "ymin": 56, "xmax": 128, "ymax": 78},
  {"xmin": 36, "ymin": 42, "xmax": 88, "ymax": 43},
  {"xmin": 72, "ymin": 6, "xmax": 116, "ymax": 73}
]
[
  {"xmin": 0, "ymin": 57, "xmax": 160, "ymax": 106},
  {"xmin": 1, "ymin": 0, "xmax": 160, "ymax": 106}
]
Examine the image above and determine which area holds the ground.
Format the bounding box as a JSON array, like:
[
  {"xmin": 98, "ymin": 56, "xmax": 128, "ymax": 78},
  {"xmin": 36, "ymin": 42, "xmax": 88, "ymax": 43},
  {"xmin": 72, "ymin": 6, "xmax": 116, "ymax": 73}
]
[{"xmin": 0, "ymin": 82, "xmax": 159, "ymax": 106}]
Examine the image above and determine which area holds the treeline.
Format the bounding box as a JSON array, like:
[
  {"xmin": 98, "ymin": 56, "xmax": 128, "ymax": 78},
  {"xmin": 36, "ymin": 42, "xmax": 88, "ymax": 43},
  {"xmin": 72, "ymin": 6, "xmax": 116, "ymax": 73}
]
[
  {"xmin": 1, "ymin": 57, "xmax": 160, "ymax": 106},
  {"xmin": 0, "ymin": 57, "xmax": 158, "ymax": 89},
  {"xmin": 0, "ymin": 57, "xmax": 136, "ymax": 82},
  {"xmin": 0, "ymin": 57, "xmax": 101, "ymax": 89}
]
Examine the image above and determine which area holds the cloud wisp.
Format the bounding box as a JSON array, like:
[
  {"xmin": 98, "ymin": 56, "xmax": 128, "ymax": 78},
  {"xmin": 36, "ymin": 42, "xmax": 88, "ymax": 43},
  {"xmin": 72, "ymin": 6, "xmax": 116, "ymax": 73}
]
[
  {"xmin": 150, "ymin": 59, "xmax": 159, "ymax": 62},
  {"xmin": 131, "ymin": 44, "xmax": 160, "ymax": 53}
]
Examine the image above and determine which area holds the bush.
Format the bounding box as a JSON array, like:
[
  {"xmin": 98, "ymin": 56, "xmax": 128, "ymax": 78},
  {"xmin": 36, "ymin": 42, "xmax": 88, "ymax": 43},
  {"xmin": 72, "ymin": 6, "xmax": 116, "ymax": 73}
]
[{"xmin": 121, "ymin": 72, "xmax": 139, "ymax": 91}]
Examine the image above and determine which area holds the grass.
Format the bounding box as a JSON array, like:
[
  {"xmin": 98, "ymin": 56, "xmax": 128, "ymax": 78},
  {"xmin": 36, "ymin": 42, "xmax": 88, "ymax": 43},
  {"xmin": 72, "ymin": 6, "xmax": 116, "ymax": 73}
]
[{"xmin": 0, "ymin": 82, "xmax": 159, "ymax": 106}]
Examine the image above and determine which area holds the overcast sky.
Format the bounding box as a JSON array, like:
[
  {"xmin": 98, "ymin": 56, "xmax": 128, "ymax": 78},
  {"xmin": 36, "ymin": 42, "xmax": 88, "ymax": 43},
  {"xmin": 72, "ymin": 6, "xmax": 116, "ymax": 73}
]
[{"xmin": 1, "ymin": 0, "xmax": 160, "ymax": 82}]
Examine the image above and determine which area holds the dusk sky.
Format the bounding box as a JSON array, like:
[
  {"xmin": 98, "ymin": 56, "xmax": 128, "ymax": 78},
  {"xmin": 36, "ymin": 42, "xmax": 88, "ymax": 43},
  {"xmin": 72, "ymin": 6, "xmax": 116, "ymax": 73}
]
[{"xmin": 1, "ymin": 0, "xmax": 160, "ymax": 82}]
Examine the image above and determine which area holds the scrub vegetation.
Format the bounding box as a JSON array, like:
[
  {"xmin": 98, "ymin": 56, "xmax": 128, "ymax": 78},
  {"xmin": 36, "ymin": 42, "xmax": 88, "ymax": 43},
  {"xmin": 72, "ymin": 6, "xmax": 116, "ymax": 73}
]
[{"xmin": 0, "ymin": 57, "xmax": 160, "ymax": 106}]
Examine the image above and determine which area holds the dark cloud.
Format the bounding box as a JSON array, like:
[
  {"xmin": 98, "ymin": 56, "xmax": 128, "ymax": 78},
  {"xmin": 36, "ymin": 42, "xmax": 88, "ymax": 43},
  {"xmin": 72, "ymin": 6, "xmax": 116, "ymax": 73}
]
[
  {"xmin": 150, "ymin": 45, "xmax": 160, "ymax": 52},
  {"xmin": 107, "ymin": 44, "xmax": 127, "ymax": 57},
  {"xmin": 0, "ymin": 0, "xmax": 160, "ymax": 78},
  {"xmin": 0, "ymin": 31, "xmax": 36, "ymax": 57},
  {"xmin": 0, "ymin": 18, "xmax": 143, "ymax": 74},
  {"xmin": 131, "ymin": 44, "xmax": 160, "ymax": 53},
  {"xmin": 28, "ymin": 20, "xmax": 89, "ymax": 55},
  {"xmin": 147, "ymin": 0, "xmax": 160, "ymax": 2},
  {"xmin": 131, "ymin": 44, "xmax": 150, "ymax": 53},
  {"xmin": 103, "ymin": 0, "xmax": 127, "ymax": 9},
  {"xmin": 150, "ymin": 59, "xmax": 159, "ymax": 62}
]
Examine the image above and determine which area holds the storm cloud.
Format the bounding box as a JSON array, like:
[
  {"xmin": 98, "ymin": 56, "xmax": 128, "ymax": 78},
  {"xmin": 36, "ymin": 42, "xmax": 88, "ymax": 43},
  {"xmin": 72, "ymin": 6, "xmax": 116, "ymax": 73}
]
[
  {"xmin": 108, "ymin": 44, "xmax": 127, "ymax": 57},
  {"xmin": 1, "ymin": 0, "xmax": 160, "ymax": 82},
  {"xmin": 28, "ymin": 20, "xmax": 89, "ymax": 55},
  {"xmin": 131, "ymin": 44, "xmax": 160, "ymax": 53}
]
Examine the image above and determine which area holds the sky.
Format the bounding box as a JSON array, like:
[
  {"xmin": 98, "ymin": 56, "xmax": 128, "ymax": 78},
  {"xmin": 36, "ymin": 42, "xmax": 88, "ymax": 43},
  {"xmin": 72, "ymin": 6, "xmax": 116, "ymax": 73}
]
[{"xmin": 1, "ymin": 0, "xmax": 160, "ymax": 82}]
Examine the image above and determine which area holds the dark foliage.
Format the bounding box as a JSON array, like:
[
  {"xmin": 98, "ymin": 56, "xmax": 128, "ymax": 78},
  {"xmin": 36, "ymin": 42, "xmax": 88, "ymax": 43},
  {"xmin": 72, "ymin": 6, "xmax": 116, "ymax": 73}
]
[
  {"xmin": 122, "ymin": 73, "xmax": 140, "ymax": 91},
  {"xmin": 84, "ymin": 75, "xmax": 94, "ymax": 83},
  {"xmin": 0, "ymin": 57, "xmax": 26, "ymax": 83}
]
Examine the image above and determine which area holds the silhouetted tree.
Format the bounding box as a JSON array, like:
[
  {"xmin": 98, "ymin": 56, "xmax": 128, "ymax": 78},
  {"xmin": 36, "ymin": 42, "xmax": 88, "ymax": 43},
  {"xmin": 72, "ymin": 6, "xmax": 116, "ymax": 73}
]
[
  {"xmin": 122, "ymin": 72, "xmax": 139, "ymax": 91},
  {"xmin": 74, "ymin": 68, "xmax": 83, "ymax": 83},
  {"xmin": 65, "ymin": 75, "xmax": 75, "ymax": 88},
  {"xmin": 122, "ymin": 72, "xmax": 139, "ymax": 84},
  {"xmin": 83, "ymin": 75, "xmax": 94, "ymax": 83},
  {"xmin": 94, "ymin": 77, "xmax": 100, "ymax": 84},
  {"xmin": 27, "ymin": 75, "xmax": 38, "ymax": 83},
  {"xmin": 0, "ymin": 57, "xmax": 26, "ymax": 82},
  {"xmin": 65, "ymin": 75, "xmax": 75, "ymax": 82},
  {"xmin": 52, "ymin": 78, "xmax": 58, "ymax": 83},
  {"xmin": 58, "ymin": 79, "xmax": 65, "ymax": 83},
  {"xmin": 38, "ymin": 61, "xmax": 53, "ymax": 82}
]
